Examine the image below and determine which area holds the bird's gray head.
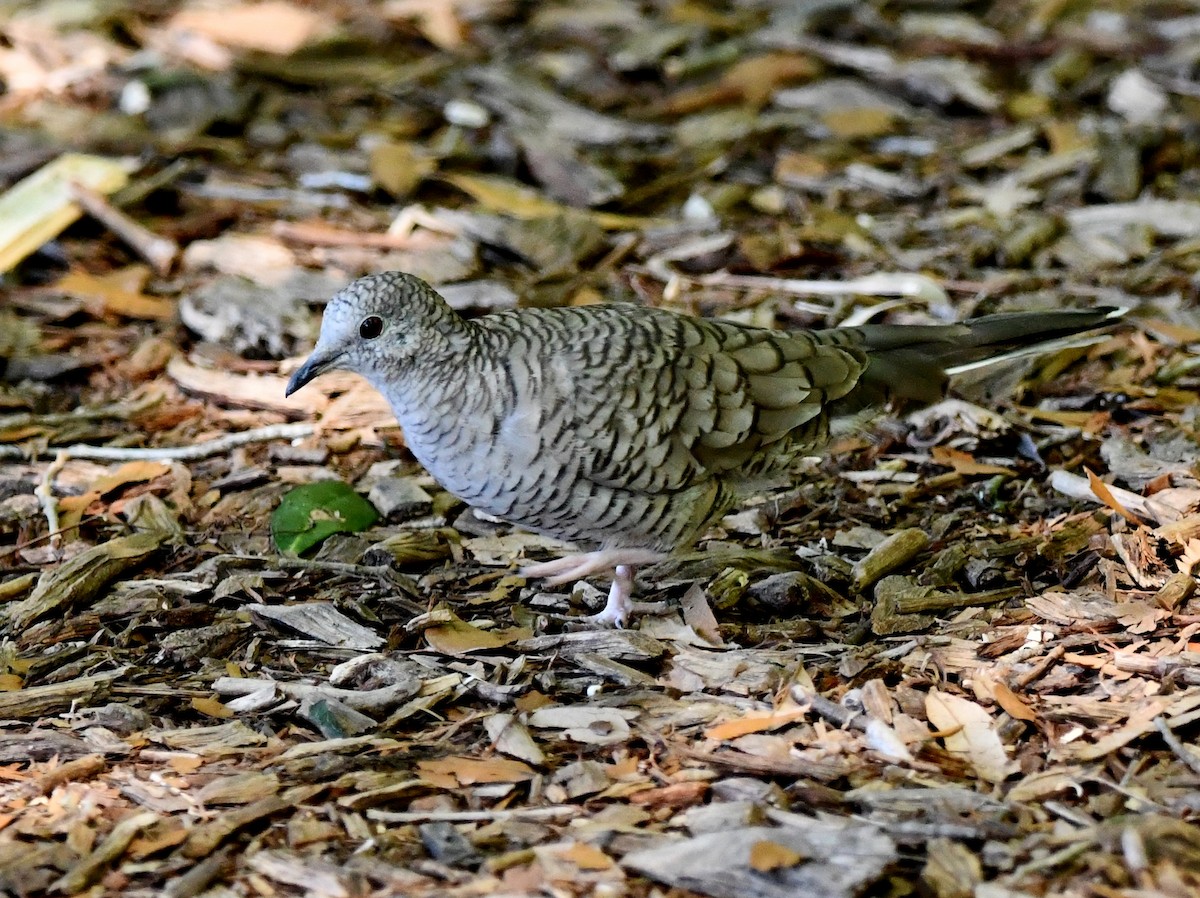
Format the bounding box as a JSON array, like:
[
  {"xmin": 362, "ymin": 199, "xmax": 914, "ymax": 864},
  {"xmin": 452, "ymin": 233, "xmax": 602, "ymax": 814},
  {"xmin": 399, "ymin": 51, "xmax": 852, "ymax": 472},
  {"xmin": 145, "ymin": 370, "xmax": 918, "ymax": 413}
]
[{"xmin": 286, "ymin": 272, "xmax": 462, "ymax": 396}]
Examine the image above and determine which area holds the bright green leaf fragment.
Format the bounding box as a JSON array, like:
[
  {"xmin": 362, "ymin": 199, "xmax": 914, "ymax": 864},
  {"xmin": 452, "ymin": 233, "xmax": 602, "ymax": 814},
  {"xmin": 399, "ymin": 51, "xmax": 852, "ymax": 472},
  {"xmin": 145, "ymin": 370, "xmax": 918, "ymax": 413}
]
[{"xmin": 272, "ymin": 481, "xmax": 379, "ymax": 556}]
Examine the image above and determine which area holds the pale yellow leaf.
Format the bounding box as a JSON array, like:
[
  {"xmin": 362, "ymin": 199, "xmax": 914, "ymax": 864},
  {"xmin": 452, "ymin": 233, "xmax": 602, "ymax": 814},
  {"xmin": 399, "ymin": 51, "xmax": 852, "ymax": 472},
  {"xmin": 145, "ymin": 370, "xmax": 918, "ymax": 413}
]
[{"xmin": 925, "ymin": 689, "xmax": 1016, "ymax": 783}]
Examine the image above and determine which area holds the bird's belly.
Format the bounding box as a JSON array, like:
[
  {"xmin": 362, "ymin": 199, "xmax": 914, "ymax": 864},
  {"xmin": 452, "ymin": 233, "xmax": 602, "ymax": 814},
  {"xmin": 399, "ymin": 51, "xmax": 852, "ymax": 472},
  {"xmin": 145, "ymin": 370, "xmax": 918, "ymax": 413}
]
[
  {"xmin": 401, "ymin": 414, "xmax": 717, "ymax": 551},
  {"xmin": 397, "ymin": 408, "xmax": 549, "ymax": 516},
  {"xmin": 418, "ymin": 435, "xmax": 596, "ymax": 541}
]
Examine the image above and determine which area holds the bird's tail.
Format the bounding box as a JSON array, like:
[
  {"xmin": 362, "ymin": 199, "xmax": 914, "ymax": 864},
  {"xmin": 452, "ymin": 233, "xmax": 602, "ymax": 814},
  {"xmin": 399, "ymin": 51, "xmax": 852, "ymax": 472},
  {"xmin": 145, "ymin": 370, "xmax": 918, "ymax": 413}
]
[{"xmin": 832, "ymin": 305, "xmax": 1127, "ymax": 407}]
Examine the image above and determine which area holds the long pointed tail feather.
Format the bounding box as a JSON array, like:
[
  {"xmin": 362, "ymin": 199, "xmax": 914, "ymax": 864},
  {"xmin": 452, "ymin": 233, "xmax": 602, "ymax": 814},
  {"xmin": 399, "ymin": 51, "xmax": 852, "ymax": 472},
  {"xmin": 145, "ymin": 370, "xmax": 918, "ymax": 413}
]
[{"xmin": 835, "ymin": 305, "xmax": 1127, "ymax": 407}]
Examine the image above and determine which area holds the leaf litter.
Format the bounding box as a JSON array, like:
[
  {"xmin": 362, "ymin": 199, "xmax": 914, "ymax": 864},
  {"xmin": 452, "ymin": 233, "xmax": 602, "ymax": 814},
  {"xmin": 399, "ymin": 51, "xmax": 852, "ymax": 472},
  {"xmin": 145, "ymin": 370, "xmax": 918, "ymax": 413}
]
[{"xmin": 3, "ymin": 1, "xmax": 1200, "ymax": 896}]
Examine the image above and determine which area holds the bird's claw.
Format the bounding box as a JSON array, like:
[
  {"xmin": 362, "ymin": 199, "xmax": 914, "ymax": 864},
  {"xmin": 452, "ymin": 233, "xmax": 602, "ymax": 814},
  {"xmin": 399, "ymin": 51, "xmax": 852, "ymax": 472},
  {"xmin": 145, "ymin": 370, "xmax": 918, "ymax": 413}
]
[{"xmin": 585, "ymin": 606, "xmax": 628, "ymax": 628}]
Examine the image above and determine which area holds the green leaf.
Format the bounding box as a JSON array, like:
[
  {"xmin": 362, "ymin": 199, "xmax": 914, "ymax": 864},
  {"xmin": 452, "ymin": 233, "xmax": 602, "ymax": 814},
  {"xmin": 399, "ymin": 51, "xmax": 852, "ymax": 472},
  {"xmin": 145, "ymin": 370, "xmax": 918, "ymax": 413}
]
[{"xmin": 272, "ymin": 481, "xmax": 379, "ymax": 556}]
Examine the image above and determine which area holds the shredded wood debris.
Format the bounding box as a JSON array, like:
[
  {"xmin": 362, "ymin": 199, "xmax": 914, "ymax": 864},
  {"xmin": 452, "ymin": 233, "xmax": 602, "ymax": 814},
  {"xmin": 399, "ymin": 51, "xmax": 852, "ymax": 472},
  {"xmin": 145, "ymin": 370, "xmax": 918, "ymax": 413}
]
[{"xmin": 2, "ymin": 1, "xmax": 1200, "ymax": 896}]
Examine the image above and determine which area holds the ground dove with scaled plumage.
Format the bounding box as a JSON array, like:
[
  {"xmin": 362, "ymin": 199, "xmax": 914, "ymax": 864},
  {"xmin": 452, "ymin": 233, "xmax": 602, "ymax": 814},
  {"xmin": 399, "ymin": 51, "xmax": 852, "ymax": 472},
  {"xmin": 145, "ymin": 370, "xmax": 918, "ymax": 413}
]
[{"xmin": 287, "ymin": 272, "xmax": 1123, "ymax": 626}]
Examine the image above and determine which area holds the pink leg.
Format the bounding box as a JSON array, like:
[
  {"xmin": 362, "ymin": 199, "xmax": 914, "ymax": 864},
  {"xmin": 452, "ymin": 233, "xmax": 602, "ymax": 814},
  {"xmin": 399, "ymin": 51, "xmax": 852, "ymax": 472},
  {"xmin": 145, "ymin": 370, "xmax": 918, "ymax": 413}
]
[
  {"xmin": 588, "ymin": 564, "xmax": 634, "ymax": 628},
  {"xmin": 521, "ymin": 548, "xmax": 663, "ymax": 586}
]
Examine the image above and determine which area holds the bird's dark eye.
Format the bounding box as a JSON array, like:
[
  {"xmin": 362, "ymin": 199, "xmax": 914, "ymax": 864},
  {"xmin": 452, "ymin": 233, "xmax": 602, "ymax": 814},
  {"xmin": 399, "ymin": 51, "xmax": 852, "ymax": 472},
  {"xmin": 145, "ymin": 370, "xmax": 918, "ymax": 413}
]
[{"xmin": 359, "ymin": 316, "xmax": 384, "ymax": 339}]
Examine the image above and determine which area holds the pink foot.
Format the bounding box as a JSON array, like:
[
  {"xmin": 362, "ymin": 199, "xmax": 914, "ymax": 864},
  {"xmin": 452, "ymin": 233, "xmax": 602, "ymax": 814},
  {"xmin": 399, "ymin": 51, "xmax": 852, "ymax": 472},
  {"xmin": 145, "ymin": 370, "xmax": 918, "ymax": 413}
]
[
  {"xmin": 587, "ymin": 565, "xmax": 634, "ymax": 628},
  {"xmin": 521, "ymin": 548, "xmax": 664, "ymax": 586}
]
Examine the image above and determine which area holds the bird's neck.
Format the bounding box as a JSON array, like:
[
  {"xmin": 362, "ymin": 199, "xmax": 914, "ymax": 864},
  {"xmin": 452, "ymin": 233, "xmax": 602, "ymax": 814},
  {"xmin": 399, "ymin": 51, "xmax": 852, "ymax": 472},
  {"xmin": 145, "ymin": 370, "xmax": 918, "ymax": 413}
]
[
  {"xmin": 371, "ymin": 316, "xmax": 488, "ymax": 418},
  {"xmin": 375, "ymin": 318, "xmax": 513, "ymax": 493}
]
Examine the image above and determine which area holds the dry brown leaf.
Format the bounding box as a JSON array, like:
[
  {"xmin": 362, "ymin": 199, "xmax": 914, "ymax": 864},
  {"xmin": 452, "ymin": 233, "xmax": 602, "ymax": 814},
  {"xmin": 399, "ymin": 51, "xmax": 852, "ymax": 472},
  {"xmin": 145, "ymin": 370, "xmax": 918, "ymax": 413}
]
[
  {"xmin": 191, "ymin": 696, "xmax": 235, "ymax": 719},
  {"xmin": 991, "ymin": 681, "xmax": 1038, "ymax": 723},
  {"xmin": 442, "ymin": 173, "xmax": 657, "ymax": 230},
  {"xmin": 417, "ymin": 756, "xmax": 536, "ymax": 788},
  {"xmin": 56, "ymin": 492, "xmax": 102, "ymax": 533},
  {"xmin": 56, "ymin": 460, "xmax": 173, "ymax": 531},
  {"xmin": 128, "ymin": 826, "xmax": 190, "ymax": 859},
  {"xmin": 1065, "ymin": 699, "xmax": 1172, "ymax": 761},
  {"xmin": 424, "ymin": 613, "xmax": 527, "ymax": 655},
  {"xmin": 371, "ymin": 141, "xmax": 438, "ymax": 198},
  {"xmin": 57, "ymin": 268, "xmax": 175, "ymax": 320},
  {"xmin": 704, "ymin": 708, "xmax": 808, "ymax": 741},
  {"xmin": 774, "ymin": 152, "xmax": 830, "ymax": 186},
  {"xmin": 1085, "ymin": 467, "xmax": 1142, "ymax": 525},
  {"xmin": 514, "ymin": 691, "xmax": 553, "ymax": 713},
  {"xmin": 1137, "ymin": 318, "xmax": 1200, "ymax": 344},
  {"xmin": 930, "ymin": 446, "xmax": 1015, "ymax": 477},
  {"xmin": 823, "ymin": 106, "xmax": 897, "ymax": 138},
  {"xmin": 1024, "ymin": 407, "xmax": 1108, "ymax": 431},
  {"xmin": 384, "ymin": 0, "xmax": 467, "ymax": 50},
  {"xmin": 168, "ymin": 756, "xmax": 204, "ymax": 775},
  {"xmin": 627, "ymin": 781, "xmax": 707, "ymax": 811},
  {"xmin": 556, "ymin": 842, "xmax": 614, "ymax": 871},
  {"xmin": 659, "ymin": 52, "xmax": 818, "ymax": 114},
  {"xmin": 0, "ymin": 22, "xmax": 125, "ymax": 99},
  {"xmin": 749, "ymin": 839, "xmax": 806, "ymax": 871},
  {"xmin": 1177, "ymin": 538, "xmax": 1200, "ymax": 575},
  {"xmin": 679, "ymin": 583, "xmax": 723, "ymax": 646},
  {"xmin": 168, "ymin": 1, "xmax": 329, "ymax": 55},
  {"xmin": 93, "ymin": 461, "xmax": 172, "ymax": 495}
]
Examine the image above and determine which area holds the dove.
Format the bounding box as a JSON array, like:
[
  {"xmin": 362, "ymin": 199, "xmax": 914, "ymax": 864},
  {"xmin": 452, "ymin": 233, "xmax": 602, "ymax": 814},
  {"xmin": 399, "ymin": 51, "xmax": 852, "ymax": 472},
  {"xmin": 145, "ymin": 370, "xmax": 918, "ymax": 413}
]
[{"xmin": 287, "ymin": 271, "xmax": 1122, "ymax": 626}]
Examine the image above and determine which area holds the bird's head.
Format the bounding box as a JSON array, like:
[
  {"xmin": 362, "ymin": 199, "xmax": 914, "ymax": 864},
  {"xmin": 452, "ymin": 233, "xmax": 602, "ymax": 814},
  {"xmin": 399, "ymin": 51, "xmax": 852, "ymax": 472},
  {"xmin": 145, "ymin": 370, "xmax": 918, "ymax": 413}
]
[{"xmin": 285, "ymin": 272, "xmax": 462, "ymax": 396}]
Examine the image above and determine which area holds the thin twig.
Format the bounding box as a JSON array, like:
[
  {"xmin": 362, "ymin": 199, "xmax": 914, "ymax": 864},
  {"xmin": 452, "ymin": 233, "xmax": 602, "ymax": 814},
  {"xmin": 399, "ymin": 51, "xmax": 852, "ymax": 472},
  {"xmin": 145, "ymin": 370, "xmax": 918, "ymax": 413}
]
[
  {"xmin": 273, "ymin": 220, "xmax": 442, "ymax": 249},
  {"xmin": 0, "ymin": 517, "xmax": 100, "ymax": 562},
  {"xmin": 1153, "ymin": 716, "xmax": 1200, "ymax": 777},
  {"xmin": 0, "ymin": 391, "xmax": 164, "ymax": 440},
  {"xmin": 45, "ymin": 423, "xmax": 314, "ymax": 462},
  {"xmin": 209, "ymin": 554, "xmax": 425, "ymax": 613},
  {"xmin": 1013, "ymin": 644, "xmax": 1066, "ymax": 689},
  {"xmin": 792, "ymin": 687, "xmax": 864, "ymax": 730},
  {"xmin": 70, "ymin": 181, "xmax": 178, "ymax": 274},
  {"xmin": 215, "ymin": 554, "xmax": 402, "ymax": 578},
  {"xmin": 366, "ymin": 806, "xmax": 577, "ymax": 824}
]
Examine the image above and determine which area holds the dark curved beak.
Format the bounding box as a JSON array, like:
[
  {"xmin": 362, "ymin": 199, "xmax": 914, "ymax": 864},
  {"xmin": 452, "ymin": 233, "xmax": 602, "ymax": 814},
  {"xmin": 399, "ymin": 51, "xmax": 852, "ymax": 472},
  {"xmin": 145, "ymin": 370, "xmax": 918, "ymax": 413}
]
[{"xmin": 286, "ymin": 349, "xmax": 340, "ymax": 396}]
